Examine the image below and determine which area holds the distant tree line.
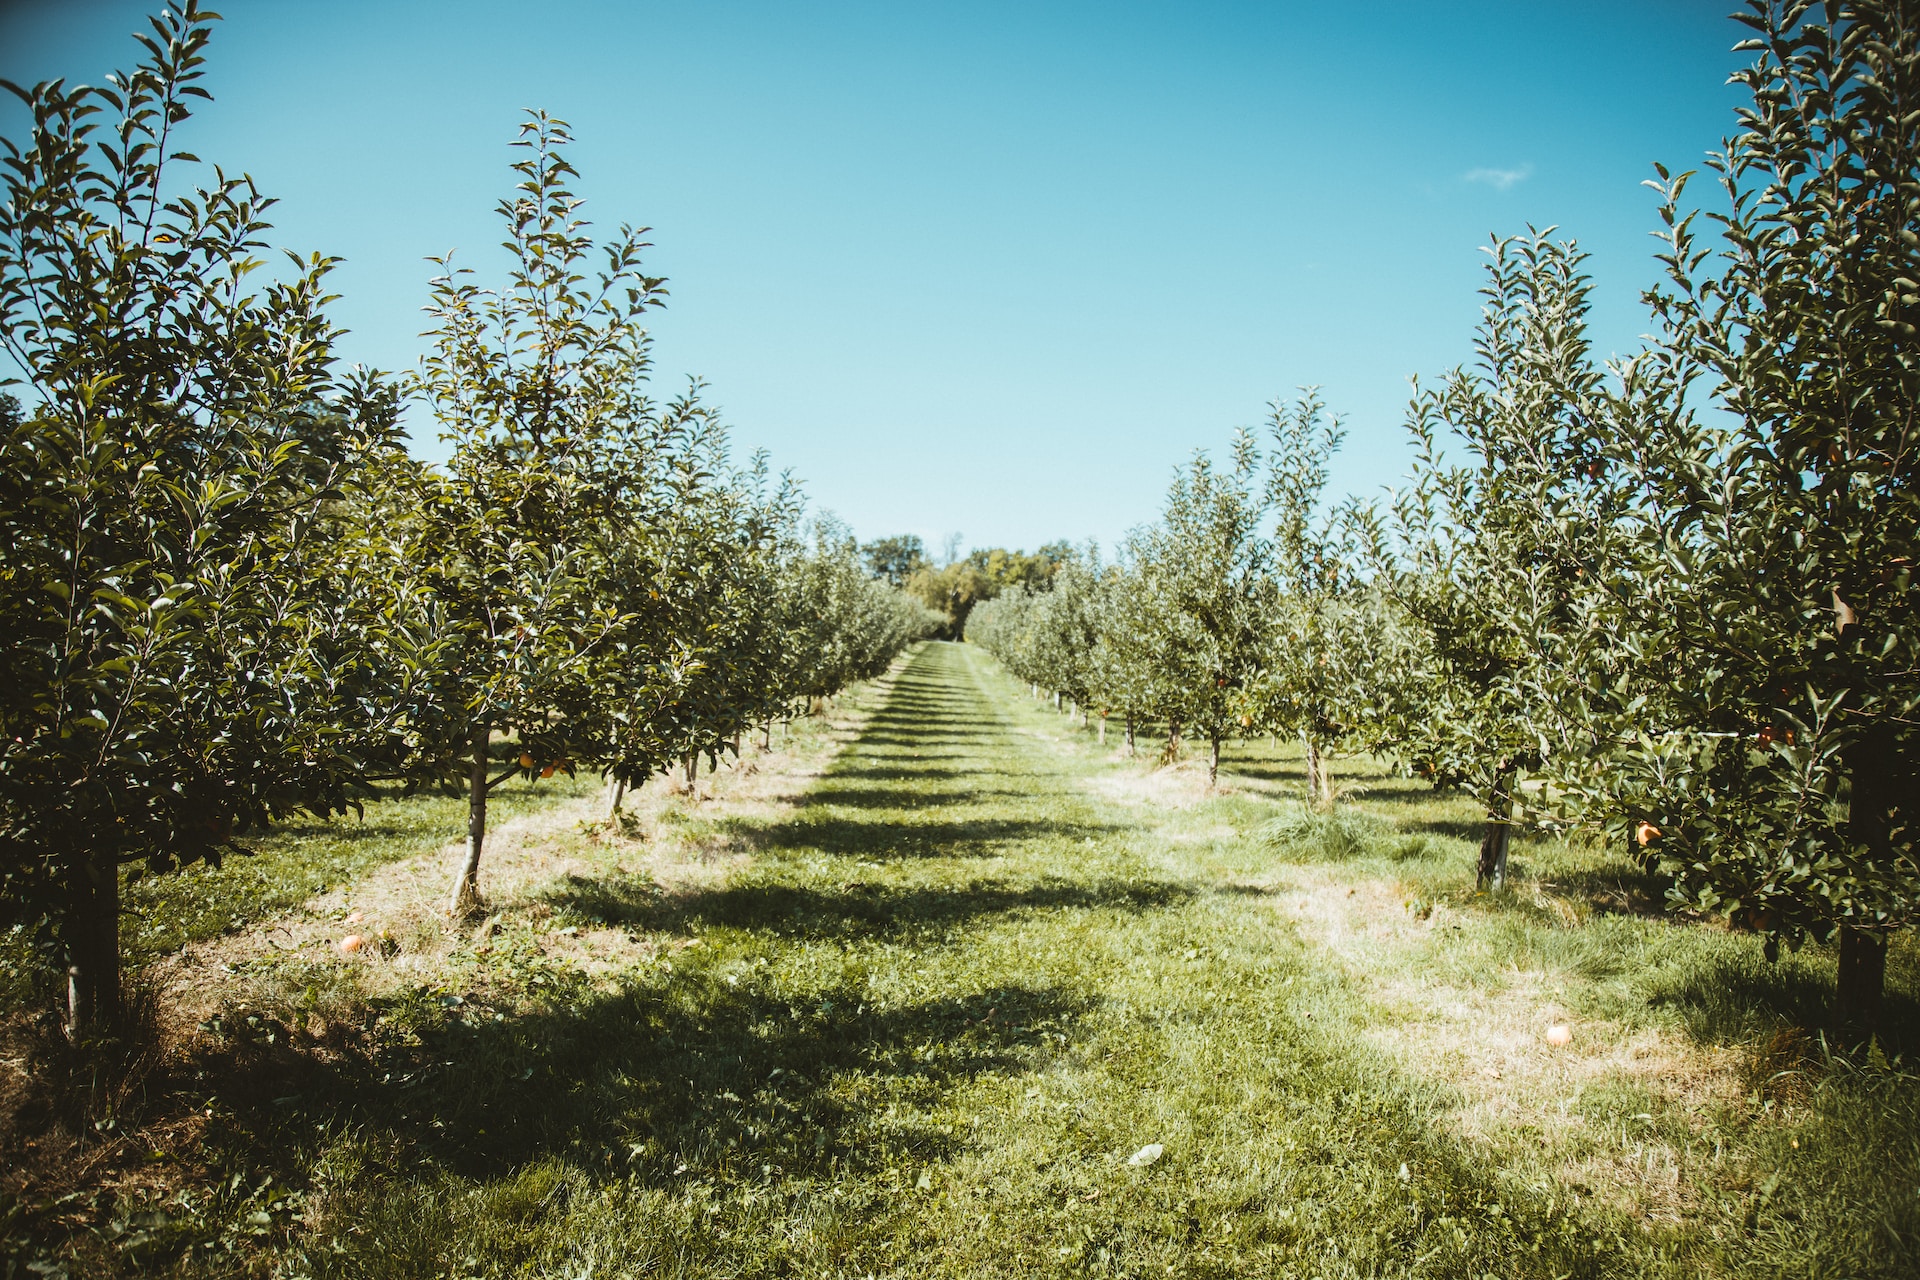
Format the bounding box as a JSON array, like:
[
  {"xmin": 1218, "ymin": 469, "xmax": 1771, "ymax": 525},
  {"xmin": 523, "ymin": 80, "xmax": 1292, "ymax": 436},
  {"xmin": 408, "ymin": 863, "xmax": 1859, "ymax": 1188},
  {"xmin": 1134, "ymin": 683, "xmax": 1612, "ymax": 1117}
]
[{"xmin": 860, "ymin": 534, "xmax": 1074, "ymax": 636}]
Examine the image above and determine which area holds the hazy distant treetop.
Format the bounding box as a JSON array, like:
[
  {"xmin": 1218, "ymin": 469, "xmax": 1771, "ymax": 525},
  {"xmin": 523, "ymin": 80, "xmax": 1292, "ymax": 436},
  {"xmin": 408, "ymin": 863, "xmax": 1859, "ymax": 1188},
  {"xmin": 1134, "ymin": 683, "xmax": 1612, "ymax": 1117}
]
[{"xmin": 862, "ymin": 535, "xmax": 927, "ymax": 586}]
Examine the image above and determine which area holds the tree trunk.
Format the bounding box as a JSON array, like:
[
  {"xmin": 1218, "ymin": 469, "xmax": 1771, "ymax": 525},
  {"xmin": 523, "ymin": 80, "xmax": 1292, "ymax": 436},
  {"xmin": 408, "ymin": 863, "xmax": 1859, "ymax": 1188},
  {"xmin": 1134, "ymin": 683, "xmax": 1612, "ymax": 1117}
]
[
  {"xmin": 1208, "ymin": 731, "xmax": 1221, "ymax": 787},
  {"xmin": 449, "ymin": 720, "xmax": 490, "ymax": 917},
  {"xmin": 1166, "ymin": 717, "xmax": 1181, "ymax": 762},
  {"xmin": 1126, "ymin": 713, "xmax": 1135, "ymax": 755},
  {"xmin": 1836, "ymin": 926, "xmax": 1887, "ymax": 1040},
  {"xmin": 1838, "ymin": 729, "xmax": 1896, "ymax": 1039},
  {"xmin": 1053, "ymin": 691, "xmax": 1061, "ymax": 711},
  {"xmin": 684, "ymin": 753, "xmax": 698, "ymax": 785},
  {"xmin": 1098, "ymin": 715, "xmax": 1107, "ymax": 746},
  {"xmin": 1475, "ymin": 769, "xmax": 1516, "ymax": 892},
  {"xmin": 606, "ymin": 775, "xmax": 627, "ymax": 820},
  {"xmin": 762, "ymin": 720, "xmax": 773, "ymax": 752},
  {"xmin": 1302, "ymin": 736, "xmax": 1333, "ymax": 811},
  {"xmin": 64, "ymin": 845, "xmax": 122, "ymax": 1039}
]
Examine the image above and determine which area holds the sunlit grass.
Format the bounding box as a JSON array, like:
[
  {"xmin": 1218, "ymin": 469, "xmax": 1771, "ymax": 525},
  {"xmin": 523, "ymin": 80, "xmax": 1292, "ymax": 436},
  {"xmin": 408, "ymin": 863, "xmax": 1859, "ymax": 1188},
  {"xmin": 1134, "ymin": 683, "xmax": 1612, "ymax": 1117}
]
[
  {"xmin": 0, "ymin": 763, "xmax": 602, "ymax": 1016},
  {"xmin": 22, "ymin": 642, "xmax": 1920, "ymax": 1278},
  {"xmin": 120, "ymin": 767, "xmax": 603, "ymax": 966}
]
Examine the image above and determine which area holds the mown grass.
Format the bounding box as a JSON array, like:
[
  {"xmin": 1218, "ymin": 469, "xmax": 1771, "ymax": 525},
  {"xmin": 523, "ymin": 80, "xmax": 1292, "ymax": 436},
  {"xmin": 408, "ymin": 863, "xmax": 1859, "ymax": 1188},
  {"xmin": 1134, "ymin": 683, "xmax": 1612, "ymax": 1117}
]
[
  {"xmin": 0, "ymin": 759, "xmax": 601, "ymax": 1017},
  {"xmin": 121, "ymin": 767, "xmax": 605, "ymax": 966},
  {"xmin": 11, "ymin": 641, "xmax": 1920, "ymax": 1278}
]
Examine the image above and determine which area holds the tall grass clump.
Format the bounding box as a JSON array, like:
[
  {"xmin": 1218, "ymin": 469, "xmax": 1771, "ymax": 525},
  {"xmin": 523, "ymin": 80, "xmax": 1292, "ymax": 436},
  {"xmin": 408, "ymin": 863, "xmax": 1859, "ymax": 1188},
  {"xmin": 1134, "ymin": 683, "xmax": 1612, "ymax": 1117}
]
[{"xmin": 1258, "ymin": 804, "xmax": 1401, "ymax": 862}]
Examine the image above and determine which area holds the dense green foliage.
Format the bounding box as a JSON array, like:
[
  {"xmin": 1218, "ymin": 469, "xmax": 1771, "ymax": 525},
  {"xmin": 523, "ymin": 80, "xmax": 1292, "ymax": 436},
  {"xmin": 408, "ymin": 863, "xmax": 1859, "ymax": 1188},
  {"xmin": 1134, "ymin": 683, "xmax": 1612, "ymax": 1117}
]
[
  {"xmin": 0, "ymin": 4, "xmax": 412, "ymax": 1031},
  {"xmin": 0, "ymin": 3, "xmax": 934, "ymax": 1028},
  {"xmin": 894, "ymin": 540, "xmax": 1074, "ymax": 635},
  {"xmin": 970, "ymin": 0, "xmax": 1919, "ymax": 1030}
]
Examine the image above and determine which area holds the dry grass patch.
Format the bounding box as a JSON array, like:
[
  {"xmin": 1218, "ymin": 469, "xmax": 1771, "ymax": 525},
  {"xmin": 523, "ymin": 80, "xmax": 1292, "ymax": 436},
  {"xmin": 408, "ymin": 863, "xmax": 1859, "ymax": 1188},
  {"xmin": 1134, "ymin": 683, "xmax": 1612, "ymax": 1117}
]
[
  {"xmin": 1088, "ymin": 759, "xmax": 1219, "ymax": 809},
  {"xmin": 149, "ymin": 657, "xmax": 906, "ymax": 1026},
  {"xmin": 1260, "ymin": 860, "xmax": 1749, "ymax": 1222}
]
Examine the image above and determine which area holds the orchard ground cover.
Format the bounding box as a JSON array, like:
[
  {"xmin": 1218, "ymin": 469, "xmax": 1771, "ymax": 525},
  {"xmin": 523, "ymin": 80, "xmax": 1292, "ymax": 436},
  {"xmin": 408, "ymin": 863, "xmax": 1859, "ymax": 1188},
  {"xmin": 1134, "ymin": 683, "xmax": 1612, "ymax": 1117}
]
[{"xmin": 5, "ymin": 641, "xmax": 1918, "ymax": 1278}]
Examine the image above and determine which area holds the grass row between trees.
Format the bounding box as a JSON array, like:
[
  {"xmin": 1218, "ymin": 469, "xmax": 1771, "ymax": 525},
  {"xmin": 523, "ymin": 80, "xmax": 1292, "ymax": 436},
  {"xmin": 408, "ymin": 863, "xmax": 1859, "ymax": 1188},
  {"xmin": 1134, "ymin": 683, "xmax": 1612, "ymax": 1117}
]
[{"xmin": 3, "ymin": 641, "xmax": 1915, "ymax": 1278}]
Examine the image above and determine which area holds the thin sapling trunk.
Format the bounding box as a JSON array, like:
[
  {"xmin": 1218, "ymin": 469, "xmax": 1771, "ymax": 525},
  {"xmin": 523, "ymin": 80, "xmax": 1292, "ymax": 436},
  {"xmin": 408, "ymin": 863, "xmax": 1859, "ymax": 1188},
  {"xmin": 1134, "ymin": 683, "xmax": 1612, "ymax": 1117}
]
[
  {"xmin": 1302, "ymin": 736, "xmax": 1333, "ymax": 811},
  {"xmin": 64, "ymin": 845, "xmax": 122, "ymax": 1039},
  {"xmin": 1836, "ymin": 731, "xmax": 1896, "ymax": 1039},
  {"xmin": 450, "ymin": 720, "xmax": 491, "ymax": 917},
  {"xmin": 1475, "ymin": 768, "xmax": 1516, "ymax": 892}
]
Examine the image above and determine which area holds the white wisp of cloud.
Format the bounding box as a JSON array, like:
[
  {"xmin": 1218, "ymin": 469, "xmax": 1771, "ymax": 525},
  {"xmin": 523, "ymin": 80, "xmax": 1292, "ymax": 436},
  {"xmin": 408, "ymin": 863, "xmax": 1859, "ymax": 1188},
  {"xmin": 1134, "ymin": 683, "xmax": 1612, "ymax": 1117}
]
[{"xmin": 1462, "ymin": 164, "xmax": 1533, "ymax": 191}]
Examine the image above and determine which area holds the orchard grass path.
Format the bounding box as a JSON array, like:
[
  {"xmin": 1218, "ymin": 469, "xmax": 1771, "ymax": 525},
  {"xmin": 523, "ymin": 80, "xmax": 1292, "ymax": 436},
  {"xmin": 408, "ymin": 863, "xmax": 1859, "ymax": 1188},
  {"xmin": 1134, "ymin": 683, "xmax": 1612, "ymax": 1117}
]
[{"xmin": 15, "ymin": 641, "xmax": 1920, "ymax": 1278}]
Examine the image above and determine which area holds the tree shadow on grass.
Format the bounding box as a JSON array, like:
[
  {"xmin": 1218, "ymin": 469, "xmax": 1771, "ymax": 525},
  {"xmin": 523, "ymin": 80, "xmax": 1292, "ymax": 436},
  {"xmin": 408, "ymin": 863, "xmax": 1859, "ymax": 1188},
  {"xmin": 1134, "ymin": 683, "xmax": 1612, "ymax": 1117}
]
[
  {"xmin": 190, "ymin": 972, "xmax": 1098, "ymax": 1210},
  {"xmin": 1343, "ymin": 784, "xmax": 1467, "ymax": 808},
  {"xmin": 754, "ymin": 815, "xmax": 1126, "ymax": 859},
  {"xmin": 846, "ymin": 734, "xmax": 1001, "ymax": 751},
  {"xmin": 1218, "ymin": 763, "xmax": 1306, "ymax": 785},
  {"xmin": 801, "ymin": 786, "xmax": 1040, "ymax": 810},
  {"xmin": 1648, "ymin": 948, "xmax": 1920, "ymax": 1058},
  {"xmin": 266, "ymin": 818, "xmax": 439, "ymax": 845},
  {"xmin": 822, "ymin": 764, "xmax": 984, "ymax": 780},
  {"xmin": 825, "ymin": 759, "xmax": 983, "ymax": 782},
  {"xmin": 1541, "ymin": 863, "xmax": 1673, "ymax": 919},
  {"xmin": 545, "ymin": 872, "xmax": 1195, "ymax": 943},
  {"xmin": 1396, "ymin": 816, "xmax": 1485, "ymax": 843}
]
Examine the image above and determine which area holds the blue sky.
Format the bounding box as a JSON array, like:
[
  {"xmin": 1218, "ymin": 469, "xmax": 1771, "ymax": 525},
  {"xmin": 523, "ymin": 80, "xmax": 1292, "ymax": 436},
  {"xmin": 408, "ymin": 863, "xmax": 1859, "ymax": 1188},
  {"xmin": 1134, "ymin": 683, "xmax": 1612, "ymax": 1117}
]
[{"xmin": 2, "ymin": 1, "xmax": 1748, "ymax": 555}]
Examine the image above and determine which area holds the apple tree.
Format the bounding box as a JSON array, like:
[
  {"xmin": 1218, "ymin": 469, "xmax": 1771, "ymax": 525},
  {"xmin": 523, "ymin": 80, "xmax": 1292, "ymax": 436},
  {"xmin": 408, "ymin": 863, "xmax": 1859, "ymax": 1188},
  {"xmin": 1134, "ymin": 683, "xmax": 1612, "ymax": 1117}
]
[{"xmin": 0, "ymin": 2, "xmax": 410, "ymax": 1033}]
